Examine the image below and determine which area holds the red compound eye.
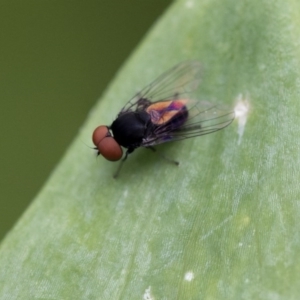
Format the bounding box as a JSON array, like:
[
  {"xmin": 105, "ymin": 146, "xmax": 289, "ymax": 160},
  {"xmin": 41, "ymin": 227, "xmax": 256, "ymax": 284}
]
[
  {"xmin": 92, "ymin": 126, "xmax": 123, "ymax": 161},
  {"xmin": 92, "ymin": 126, "xmax": 108, "ymax": 146}
]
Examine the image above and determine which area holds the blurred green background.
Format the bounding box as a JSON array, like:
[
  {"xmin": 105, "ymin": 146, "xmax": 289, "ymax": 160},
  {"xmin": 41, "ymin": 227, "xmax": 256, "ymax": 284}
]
[{"xmin": 0, "ymin": 1, "xmax": 172, "ymax": 241}]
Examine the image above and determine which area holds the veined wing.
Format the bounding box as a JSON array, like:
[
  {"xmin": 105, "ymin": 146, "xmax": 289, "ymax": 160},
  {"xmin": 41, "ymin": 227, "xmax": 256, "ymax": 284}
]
[
  {"xmin": 143, "ymin": 101, "xmax": 235, "ymax": 146},
  {"xmin": 119, "ymin": 61, "xmax": 202, "ymax": 114}
]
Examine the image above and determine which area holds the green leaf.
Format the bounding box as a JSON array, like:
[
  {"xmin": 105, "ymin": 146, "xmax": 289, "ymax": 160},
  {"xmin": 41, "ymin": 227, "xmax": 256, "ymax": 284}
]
[{"xmin": 1, "ymin": 0, "xmax": 300, "ymax": 299}]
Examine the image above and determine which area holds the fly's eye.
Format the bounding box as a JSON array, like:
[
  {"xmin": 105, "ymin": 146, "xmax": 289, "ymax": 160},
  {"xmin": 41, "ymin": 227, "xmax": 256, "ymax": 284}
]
[
  {"xmin": 98, "ymin": 137, "xmax": 123, "ymax": 161},
  {"xmin": 92, "ymin": 126, "xmax": 123, "ymax": 161},
  {"xmin": 92, "ymin": 126, "xmax": 109, "ymax": 146}
]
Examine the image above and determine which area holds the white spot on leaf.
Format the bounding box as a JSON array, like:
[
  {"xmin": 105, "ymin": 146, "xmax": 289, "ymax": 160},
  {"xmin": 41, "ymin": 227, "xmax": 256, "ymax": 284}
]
[
  {"xmin": 234, "ymin": 94, "xmax": 250, "ymax": 145},
  {"xmin": 184, "ymin": 271, "xmax": 194, "ymax": 281},
  {"xmin": 143, "ymin": 286, "xmax": 154, "ymax": 300}
]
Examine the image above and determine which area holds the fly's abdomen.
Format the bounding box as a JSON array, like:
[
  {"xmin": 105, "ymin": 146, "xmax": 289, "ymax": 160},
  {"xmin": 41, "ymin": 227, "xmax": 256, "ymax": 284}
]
[{"xmin": 146, "ymin": 99, "xmax": 189, "ymax": 129}]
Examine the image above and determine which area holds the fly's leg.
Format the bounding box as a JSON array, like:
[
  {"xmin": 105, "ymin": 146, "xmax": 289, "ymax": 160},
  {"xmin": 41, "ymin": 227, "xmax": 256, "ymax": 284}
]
[
  {"xmin": 113, "ymin": 150, "xmax": 129, "ymax": 179},
  {"xmin": 147, "ymin": 146, "xmax": 179, "ymax": 166}
]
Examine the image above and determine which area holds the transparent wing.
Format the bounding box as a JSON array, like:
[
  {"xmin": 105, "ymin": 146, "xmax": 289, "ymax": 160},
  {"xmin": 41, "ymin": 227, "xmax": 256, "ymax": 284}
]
[
  {"xmin": 119, "ymin": 61, "xmax": 202, "ymax": 114},
  {"xmin": 142, "ymin": 101, "xmax": 235, "ymax": 146}
]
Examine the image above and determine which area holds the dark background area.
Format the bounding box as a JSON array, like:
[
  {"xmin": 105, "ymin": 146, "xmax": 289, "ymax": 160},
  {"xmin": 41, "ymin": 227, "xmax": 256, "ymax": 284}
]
[{"xmin": 0, "ymin": 1, "xmax": 172, "ymax": 241}]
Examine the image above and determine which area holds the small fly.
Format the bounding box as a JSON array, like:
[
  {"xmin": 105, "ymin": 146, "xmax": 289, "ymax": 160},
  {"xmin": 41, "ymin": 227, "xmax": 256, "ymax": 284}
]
[{"xmin": 92, "ymin": 61, "xmax": 235, "ymax": 177}]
